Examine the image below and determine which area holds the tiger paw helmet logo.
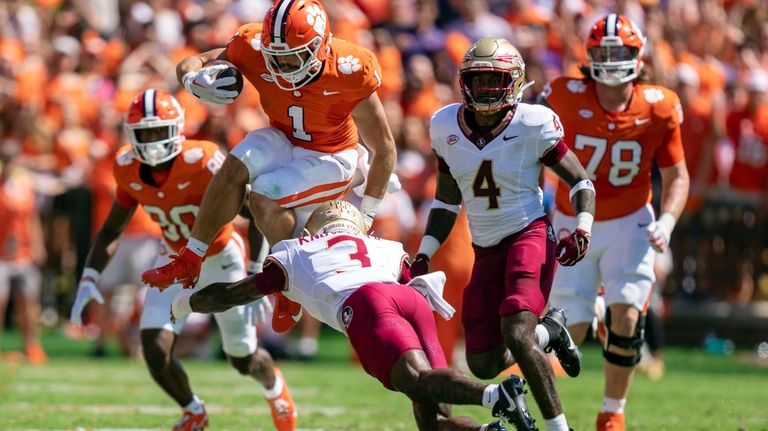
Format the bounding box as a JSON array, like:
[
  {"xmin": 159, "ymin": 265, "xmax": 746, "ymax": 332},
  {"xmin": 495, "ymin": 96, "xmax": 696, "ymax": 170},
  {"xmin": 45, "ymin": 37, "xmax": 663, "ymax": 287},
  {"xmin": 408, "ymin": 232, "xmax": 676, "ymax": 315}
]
[
  {"xmin": 338, "ymin": 55, "xmax": 362, "ymax": 75},
  {"xmin": 341, "ymin": 305, "xmax": 353, "ymax": 328},
  {"xmin": 306, "ymin": 4, "xmax": 327, "ymax": 35}
]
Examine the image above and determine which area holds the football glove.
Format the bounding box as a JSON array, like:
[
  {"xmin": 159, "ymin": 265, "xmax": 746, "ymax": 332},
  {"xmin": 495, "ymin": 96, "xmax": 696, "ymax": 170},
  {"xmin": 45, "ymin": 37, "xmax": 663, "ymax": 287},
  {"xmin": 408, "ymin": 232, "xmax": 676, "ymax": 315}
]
[
  {"xmin": 410, "ymin": 254, "xmax": 431, "ymax": 278},
  {"xmin": 646, "ymin": 213, "xmax": 675, "ymax": 253},
  {"xmin": 70, "ymin": 270, "xmax": 105, "ymax": 326},
  {"xmin": 556, "ymin": 228, "xmax": 591, "ymax": 266},
  {"xmin": 182, "ymin": 65, "xmax": 238, "ymax": 105}
]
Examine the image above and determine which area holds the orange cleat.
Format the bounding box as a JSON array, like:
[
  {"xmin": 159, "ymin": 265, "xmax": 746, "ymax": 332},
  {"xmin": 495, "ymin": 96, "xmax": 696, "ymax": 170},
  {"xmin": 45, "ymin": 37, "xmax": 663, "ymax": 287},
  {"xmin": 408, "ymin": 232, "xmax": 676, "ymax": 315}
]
[
  {"xmin": 173, "ymin": 405, "xmax": 208, "ymax": 431},
  {"xmin": 142, "ymin": 247, "xmax": 203, "ymax": 290},
  {"xmin": 596, "ymin": 411, "xmax": 625, "ymax": 431},
  {"xmin": 271, "ymin": 293, "xmax": 302, "ymax": 333},
  {"xmin": 25, "ymin": 343, "xmax": 47, "ymax": 365},
  {"xmin": 266, "ymin": 368, "xmax": 297, "ymax": 431}
]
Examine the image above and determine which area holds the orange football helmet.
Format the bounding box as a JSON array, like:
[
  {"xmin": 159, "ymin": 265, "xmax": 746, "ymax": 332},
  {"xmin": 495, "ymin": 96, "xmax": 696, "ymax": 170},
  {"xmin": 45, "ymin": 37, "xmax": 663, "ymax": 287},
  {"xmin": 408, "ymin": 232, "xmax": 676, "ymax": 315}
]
[
  {"xmin": 261, "ymin": 0, "xmax": 332, "ymax": 91},
  {"xmin": 125, "ymin": 89, "xmax": 185, "ymax": 166},
  {"xmin": 586, "ymin": 14, "xmax": 646, "ymax": 86},
  {"xmin": 459, "ymin": 38, "xmax": 528, "ymax": 114}
]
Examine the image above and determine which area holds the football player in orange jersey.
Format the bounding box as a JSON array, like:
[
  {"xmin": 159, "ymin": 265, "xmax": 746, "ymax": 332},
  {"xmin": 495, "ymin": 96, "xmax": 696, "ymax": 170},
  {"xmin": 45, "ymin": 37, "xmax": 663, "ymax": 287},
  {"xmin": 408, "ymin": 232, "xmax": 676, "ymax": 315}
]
[
  {"xmin": 541, "ymin": 14, "xmax": 690, "ymax": 431},
  {"xmin": 141, "ymin": 0, "xmax": 398, "ymax": 335},
  {"xmin": 69, "ymin": 90, "xmax": 297, "ymax": 431}
]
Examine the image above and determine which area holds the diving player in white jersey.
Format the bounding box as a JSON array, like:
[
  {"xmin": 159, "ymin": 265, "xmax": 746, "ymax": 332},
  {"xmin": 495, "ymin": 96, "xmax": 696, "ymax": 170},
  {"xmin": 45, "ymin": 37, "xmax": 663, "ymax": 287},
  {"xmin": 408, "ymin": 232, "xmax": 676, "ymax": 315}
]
[
  {"xmin": 410, "ymin": 38, "xmax": 596, "ymax": 431},
  {"xmin": 171, "ymin": 200, "xmax": 533, "ymax": 431}
]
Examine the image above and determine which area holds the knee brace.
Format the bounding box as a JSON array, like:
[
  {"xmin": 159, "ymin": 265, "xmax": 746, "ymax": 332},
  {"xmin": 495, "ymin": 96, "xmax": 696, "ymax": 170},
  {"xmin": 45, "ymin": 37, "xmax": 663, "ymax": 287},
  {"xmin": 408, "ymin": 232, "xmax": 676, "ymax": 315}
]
[{"xmin": 602, "ymin": 308, "xmax": 646, "ymax": 367}]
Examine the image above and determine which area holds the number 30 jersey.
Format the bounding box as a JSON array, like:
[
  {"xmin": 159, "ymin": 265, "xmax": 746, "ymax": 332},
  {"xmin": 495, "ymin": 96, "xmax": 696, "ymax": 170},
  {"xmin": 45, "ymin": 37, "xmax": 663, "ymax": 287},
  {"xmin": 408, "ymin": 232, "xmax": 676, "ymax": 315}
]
[
  {"xmin": 430, "ymin": 103, "xmax": 565, "ymax": 247},
  {"xmin": 113, "ymin": 139, "xmax": 233, "ymax": 256},
  {"xmin": 267, "ymin": 232, "xmax": 408, "ymax": 333},
  {"xmin": 543, "ymin": 77, "xmax": 685, "ymax": 220}
]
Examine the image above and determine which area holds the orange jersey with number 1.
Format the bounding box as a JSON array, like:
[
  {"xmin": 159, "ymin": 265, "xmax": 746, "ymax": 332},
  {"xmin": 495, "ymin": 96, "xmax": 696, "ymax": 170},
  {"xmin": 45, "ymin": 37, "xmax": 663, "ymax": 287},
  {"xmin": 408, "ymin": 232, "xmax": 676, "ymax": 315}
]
[
  {"xmin": 226, "ymin": 23, "xmax": 382, "ymax": 153},
  {"xmin": 544, "ymin": 78, "xmax": 685, "ymax": 220},
  {"xmin": 113, "ymin": 140, "xmax": 232, "ymax": 256}
]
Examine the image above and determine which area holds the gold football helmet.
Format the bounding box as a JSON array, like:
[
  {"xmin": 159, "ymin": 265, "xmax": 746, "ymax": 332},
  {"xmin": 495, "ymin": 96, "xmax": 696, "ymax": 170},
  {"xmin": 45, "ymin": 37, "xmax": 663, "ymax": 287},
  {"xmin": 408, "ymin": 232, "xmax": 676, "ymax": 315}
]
[
  {"xmin": 459, "ymin": 38, "xmax": 528, "ymax": 113},
  {"xmin": 304, "ymin": 200, "xmax": 368, "ymax": 235}
]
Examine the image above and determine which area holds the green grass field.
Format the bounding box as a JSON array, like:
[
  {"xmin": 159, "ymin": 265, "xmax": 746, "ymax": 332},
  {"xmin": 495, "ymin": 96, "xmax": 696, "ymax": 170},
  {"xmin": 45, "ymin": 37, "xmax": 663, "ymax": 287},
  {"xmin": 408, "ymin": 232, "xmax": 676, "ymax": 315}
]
[{"xmin": 2, "ymin": 329, "xmax": 767, "ymax": 431}]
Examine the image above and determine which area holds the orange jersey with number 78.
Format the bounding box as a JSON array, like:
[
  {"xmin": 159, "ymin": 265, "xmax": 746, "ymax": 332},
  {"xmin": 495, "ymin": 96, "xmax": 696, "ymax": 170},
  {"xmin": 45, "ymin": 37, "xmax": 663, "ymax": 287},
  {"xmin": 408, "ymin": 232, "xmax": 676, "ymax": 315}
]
[
  {"xmin": 544, "ymin": 77, "xmax": 685, "ymax": 220},
  {"xmin": 113, "ymin": 139, "xmax": 233, "ymax": 255}
]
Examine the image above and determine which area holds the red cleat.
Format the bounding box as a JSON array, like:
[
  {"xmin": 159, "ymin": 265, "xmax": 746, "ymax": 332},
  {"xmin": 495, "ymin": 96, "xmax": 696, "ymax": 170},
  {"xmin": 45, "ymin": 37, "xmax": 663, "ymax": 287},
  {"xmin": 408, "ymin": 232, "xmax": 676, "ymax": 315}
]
[
  {"xmin": 173, "ymin": 405, "xmax": 208, "ymax": 431},
  {"xmin": 142, "ymin": 247, "xmax": 203, "ymax": 290},
  {"xmin": 272, "ymin": 292, "xmax": 302, "ymax": 333},
  {"xmin": 266, "ymin": 368, "xmax": 297, "ymax": 431},
  {"xmin": 596, "ymin": 411, "xmax": 625, "ymax": 431}
]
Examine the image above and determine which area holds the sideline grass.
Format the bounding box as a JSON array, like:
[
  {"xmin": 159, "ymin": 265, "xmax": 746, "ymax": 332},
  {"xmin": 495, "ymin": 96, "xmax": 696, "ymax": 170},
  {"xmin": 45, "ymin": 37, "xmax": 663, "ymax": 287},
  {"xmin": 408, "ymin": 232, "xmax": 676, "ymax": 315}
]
[{"xmin": 2, "ymin": 330, "xmax": 767, "ymax": 430}]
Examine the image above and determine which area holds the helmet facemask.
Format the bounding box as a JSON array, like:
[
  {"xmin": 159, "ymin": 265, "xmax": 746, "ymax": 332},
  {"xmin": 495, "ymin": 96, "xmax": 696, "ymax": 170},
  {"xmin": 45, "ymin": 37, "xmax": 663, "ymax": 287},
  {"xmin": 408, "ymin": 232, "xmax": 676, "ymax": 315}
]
[
  {"xmin": 262, "ymin": 37, "xmax": 325, "ymax": 91},
  {"xmin": 588, "ymin": 43, "xmax": 642, "ymax": 86}
]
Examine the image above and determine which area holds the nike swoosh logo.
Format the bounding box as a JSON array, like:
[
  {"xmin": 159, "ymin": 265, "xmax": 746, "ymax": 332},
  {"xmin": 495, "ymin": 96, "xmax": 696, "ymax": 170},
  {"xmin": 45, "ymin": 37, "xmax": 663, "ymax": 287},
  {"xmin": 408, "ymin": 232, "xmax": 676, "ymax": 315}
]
[
  {"xmin": 323, "ymin": 90, "xmax": 340, "ymax": 96},
  {"xmin": 638, "ymin": 222, "xmax": 651, "ymax": 228},
  {"xmin": 635, "ymin": 118, "xmax": 650, "ymax": 126},
  {"xmin": 503, "ymin": 135, "xmax": 518, "ymax": 141},
  {"xmin": 221, "ymin": 262, "xmax": 236, "ymax": 270},
  {"xmin": 501, "ymin": 386, "xmax": 517, "ymax": 413},
  {"xmin": 177, "ymin": 181, "xmax": 191, "ymax": 190}
]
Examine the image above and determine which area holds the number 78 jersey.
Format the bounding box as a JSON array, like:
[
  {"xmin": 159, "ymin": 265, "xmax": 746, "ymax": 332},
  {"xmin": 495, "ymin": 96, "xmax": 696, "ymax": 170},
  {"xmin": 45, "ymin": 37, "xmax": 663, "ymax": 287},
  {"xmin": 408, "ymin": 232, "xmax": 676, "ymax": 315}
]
[
  {"xmin": 543, "ymin": 77, "xmax": 685, "ymax": 220},
  {"xmin": 429, "ymin": 103, "xmax": 565, "ymax": 247}
]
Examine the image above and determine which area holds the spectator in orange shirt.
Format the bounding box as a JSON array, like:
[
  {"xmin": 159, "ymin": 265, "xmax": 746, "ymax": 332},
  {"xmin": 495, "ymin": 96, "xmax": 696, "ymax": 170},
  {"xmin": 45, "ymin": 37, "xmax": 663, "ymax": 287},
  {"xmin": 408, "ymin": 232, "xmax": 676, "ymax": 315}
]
[{"xmin": 0, "ymin": 139, "xmax": 47, "ymax": 364}]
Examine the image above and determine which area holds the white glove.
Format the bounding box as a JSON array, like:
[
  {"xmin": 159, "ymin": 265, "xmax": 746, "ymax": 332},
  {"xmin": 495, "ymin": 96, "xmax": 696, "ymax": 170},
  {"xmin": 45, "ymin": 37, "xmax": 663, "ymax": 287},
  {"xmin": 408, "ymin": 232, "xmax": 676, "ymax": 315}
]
[
  {"xmin": 647, "ymin": 213, "xmax": 676, "ymax": 253},
  {"xmin": 70, "ymin": 269, "xmax": 105, "ymax": 326},
  {"xmin": 171, "ymin": 290, "xmax": 194, "ymax": 323},
  {"xmin": 251, "ymin": 296, "xmax": 274, "ymax": 325},
  {"xmin": 182, "ymin": 64, "xmax": 238, "ymax": 105},
  {"xmin": 407, "ymin": 271, "xmax": 455, "ymax": 320}
]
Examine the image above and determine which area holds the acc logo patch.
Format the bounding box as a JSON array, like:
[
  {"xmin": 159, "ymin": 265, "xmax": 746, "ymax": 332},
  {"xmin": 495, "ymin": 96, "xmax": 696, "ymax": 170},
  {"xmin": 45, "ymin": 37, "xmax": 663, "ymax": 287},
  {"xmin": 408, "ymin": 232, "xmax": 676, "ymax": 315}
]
[
  {"xmin": 578, "ymin": 109, "xmax": 593, "ymax": 119},
  {"xmin": 566, "ymin": 80, "xmax": 587, "ymax": 93},
  {"xmin": 338, "ymin": 55, "xmax": 362, "ymax": 75},
  {"xmin": 116, "ymin": 150, "xmax": 135, "ymax": 166},
  {"xmin": 260, "ymin": 73, "xmax": 275, "ymax": 82},
  {"xmin": 341, "ymin": 305, "xmax": 353, "ymax": 328},
  {"xmin": 447, "ymin": 135, "xmax": 459, "ymax": 145},
  {"xmin": 183, "ymin": 148, "xmax": 204, "ymax": 164},
  {"xmin": 129, "ymin": 182, "xmax": 143, "ymax": 191}
]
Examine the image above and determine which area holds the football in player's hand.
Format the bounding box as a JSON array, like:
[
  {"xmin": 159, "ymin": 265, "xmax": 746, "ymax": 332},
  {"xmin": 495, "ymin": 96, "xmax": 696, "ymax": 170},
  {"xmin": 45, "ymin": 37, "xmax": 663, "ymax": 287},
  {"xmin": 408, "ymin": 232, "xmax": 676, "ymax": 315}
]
[{"xmin": 209, "ymin": 60, "xmax": 244, "ymax": 95}]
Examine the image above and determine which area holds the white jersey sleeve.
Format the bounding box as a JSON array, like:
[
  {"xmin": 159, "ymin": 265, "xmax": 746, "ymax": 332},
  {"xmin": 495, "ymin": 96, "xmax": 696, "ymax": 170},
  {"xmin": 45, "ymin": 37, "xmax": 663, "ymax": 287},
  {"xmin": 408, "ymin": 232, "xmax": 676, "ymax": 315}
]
[
  {"xmin": 429, "ymin": 103, "xmax": 556, "ymax": 247},
  {"xmin": 267, "ymin": 233, "xmax": 408, "ymax": 333}
]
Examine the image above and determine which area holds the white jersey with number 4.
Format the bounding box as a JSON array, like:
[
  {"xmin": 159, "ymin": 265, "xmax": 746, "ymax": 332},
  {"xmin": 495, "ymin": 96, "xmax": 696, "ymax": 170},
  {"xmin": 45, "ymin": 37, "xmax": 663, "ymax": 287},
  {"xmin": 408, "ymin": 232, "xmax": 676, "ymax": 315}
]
[
  {"xmin": 267, "ymin": 232, "xmax": 408, "ymax": 333},
  {"xmin": 430, "ymin": 103, "xmax": 564, "ymax": 247}
]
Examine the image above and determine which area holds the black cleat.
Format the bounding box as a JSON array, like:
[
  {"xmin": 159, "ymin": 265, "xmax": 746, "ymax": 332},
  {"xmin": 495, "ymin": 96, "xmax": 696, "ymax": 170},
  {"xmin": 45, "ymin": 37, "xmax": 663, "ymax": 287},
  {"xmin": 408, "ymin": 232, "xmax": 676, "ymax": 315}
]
[
  {"xmin": 540, "ymin": 307, "xmax": 582, "ymax": 378},
  {"xmin": 492, "ymin": 375, "xmax": 537, "ymax": 431},
  {"xmin": 483, "ymin": 420, "xmax": 508, "ymax": 431}
]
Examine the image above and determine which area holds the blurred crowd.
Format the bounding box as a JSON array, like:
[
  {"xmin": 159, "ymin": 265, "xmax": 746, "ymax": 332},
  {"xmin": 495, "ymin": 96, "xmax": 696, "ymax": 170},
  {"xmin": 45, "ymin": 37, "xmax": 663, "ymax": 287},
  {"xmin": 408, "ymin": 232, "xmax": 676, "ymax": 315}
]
[{"xmin": 1, "ymin": 0, "xmax": 768, "ymax": 362}]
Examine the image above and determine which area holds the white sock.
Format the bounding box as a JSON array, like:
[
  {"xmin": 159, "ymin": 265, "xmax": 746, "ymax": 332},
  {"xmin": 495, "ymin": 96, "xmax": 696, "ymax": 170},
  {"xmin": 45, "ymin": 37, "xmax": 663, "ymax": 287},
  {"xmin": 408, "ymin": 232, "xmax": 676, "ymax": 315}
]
[
  {"xmin": 535, "ymin": 324, "xmax": 550, "ymax": 349},
  {"xmin": 298, "ymin": 337, "xmax": 318, "ymax": 357},
  {"xmin": 544, "ymin": 413, "xmax": 569, "ymax": 431},
  {"xmin": 183, "ymin": 395, "xmax": 204, "ymax": 414},
  {"xmin": 262, "ymin": 372, "xmax": 284, "ymax": 399},
  {"xmin": 186, "ymin": 237, "xmax": 209, "ymax": 257},
  {"xmin": 602, "ymin": 396, "xmax": 626, "ymax": 413},
  {"xmin": 481, "ymin": 384, "xmax": 499, "ymax": 409}
]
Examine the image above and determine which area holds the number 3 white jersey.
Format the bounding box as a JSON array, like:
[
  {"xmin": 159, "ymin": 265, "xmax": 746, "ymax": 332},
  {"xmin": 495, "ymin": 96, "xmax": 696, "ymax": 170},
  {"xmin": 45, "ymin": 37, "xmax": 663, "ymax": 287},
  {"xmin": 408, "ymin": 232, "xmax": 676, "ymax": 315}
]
[
  {"xmin": 430, "ymin": 103, "xmax": 565, "ymax": 247},
  {"xmin": 267, "ymin": 232, "xmax": 408, "ymax": 333}
]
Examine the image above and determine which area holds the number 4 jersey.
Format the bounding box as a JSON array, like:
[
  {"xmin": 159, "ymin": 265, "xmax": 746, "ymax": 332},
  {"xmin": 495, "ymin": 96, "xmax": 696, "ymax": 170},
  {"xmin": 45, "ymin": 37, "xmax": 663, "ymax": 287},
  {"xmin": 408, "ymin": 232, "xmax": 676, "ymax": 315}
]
[
  {"xmin": 544, "ymin": 77, "xmax": 685, "ymax": 220},
  {"xmin": 429, "ymin": 103, "xmax": 565, "ymax": 247},
  {"xmin": 113, "ymin": 139, "xmax": 232, "ymax": 256},
  {"xmin": 267, "ymin": 232, "xmax": 408, "ymax": 333}
]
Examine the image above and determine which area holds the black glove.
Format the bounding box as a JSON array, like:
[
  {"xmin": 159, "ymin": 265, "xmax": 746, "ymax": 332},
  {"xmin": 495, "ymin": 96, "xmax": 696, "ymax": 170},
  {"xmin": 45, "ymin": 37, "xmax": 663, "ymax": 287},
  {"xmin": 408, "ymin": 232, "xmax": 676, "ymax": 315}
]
[{"xmin": 410, "ymin": 254, "xmax": 431, "ymax": 278}]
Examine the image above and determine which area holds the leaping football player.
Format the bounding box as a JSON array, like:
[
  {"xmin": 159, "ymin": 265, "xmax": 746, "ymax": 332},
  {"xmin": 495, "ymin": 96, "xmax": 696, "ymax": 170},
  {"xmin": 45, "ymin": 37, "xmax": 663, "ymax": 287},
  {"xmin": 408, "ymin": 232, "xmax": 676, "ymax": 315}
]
[{"xmin": 141, "ymin": 0, "xmax": 398, "ymax": 333}]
